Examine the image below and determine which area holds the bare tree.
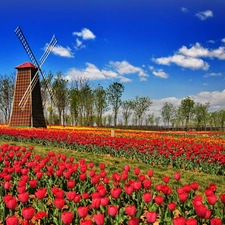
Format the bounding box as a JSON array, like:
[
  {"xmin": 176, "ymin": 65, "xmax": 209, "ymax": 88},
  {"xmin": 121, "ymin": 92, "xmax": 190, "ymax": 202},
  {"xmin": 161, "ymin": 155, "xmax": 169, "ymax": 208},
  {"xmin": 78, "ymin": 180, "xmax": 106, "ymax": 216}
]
[
  {"xmin": 106, "ymin": 82, "xmax": 125, "ymax": 126},
  {"xmin": 0, "ymin": 73, "xmax": 15, "ymax": 123},
  {"xmin": 121, "ymin": 99, "xmax": 134, "ymax": 126},
  {"xmin": 133, "ymin": 96, "xmax": 152, "ymax": 126}
]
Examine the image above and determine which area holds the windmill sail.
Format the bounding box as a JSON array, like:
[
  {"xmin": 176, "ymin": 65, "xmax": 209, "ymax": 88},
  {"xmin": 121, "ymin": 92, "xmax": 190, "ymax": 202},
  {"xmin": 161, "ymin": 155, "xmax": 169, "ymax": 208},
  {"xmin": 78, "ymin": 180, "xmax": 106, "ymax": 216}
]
[{"xmin": 14, "ymin": 26, "xmax": 57, "ymax": 109}]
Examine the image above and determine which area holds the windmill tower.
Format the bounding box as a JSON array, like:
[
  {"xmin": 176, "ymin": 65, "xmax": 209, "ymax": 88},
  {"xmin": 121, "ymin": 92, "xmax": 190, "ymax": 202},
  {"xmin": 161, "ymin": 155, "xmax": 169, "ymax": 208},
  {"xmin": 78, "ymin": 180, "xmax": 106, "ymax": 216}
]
[{"xmin": 9, "ymin": 26, "xmax": 57, "ymax": 128}]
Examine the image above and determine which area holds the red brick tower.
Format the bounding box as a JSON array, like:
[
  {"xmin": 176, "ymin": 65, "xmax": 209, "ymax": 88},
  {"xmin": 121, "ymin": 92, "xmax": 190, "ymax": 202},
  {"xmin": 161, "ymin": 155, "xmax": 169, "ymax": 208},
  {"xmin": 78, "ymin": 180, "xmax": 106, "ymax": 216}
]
[{"xmin": 9, "ymin": 62, "xmax": 46, "ymax": 128}]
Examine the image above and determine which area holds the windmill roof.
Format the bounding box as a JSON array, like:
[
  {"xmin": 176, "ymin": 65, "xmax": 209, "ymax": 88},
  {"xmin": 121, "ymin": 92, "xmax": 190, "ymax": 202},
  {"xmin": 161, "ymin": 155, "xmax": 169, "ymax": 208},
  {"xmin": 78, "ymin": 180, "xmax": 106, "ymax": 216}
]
[{"xmin": 16, "ymin": 62, "xmax": 38, "ymax": 69}]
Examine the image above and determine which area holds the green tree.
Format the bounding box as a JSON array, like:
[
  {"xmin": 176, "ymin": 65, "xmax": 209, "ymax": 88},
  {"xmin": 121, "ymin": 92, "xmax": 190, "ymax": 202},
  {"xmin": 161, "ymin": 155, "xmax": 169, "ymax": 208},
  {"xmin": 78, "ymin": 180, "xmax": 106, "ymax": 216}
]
[
  {"xmin": 106, "ymin": 82, "xmax": 125, "ymax": 126},
  {"xmin": 133, "ymin": 96, "xmax": 152, "ymax": 126},
  {"xmin": 121, "ymin": 100, "xmax": 134, "ymax": 126},
  {"xmin": 218, "ymin": 109, "xmax": 225, "ymax": 131},
  {"xmin": 180, "ymin": 96, "xmax": 195, "ymax": 130},
  {"xmin": 0, "ymin": 73, "xmax": 15, "ymax": 123},
  {"xmin": 94, "ymin": 84, "xmax": 108, "ymax": 126},
  {"xmin": 193, "ymin": 102, "xmax": 210, "ymax": 130},
  {"xmin": 161, "ymin": 102, "xmax": 176, "ymax": 127},
  {"xmin": 52, "ymin": 72, "xmax": 68, "ymax": 125}
]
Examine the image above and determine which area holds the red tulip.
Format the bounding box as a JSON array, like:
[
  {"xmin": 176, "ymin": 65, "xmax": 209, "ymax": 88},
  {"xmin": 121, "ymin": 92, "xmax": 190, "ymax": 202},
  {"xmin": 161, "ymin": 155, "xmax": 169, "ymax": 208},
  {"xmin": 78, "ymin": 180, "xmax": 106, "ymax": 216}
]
[
  {"xmin": 207, "ymin": 194, "xmax": 217, "ymax": 205},
  {"xmin": 174, "ymin": 172, "xmax": 181, "ymax": 181},
  {"xmin": 194, "ymin": 205, "xmax": 208, "ymax": 218},
  {"xmin": 190, "ymin": 182, "xmax": 199, "ymax": 191},
  {"xmin": 18, "ymin": 192, "xmax": 29, "ymax": 203},
  {"xmin": 143, "ymin": 192, "xmax": 152, "ymax": 203},
  {"xmin": 143, "ymin": 179, "xmax": 152, "ymax": 190},
  {"xmin": 67, "ymin": 180, "xmax": 76, "ymax": 188},
  {"xmin": 146, "ymin": 211, "xmax": 157, "ymax": 223},
  {"xmin": 92, "ymin": 198, "xmax": 101, "ymax": 209},
  {"xmin": 35, "ymin": 188, "xmax": 47, "ymax": 200},
  {"xmin": 35, "ymin": 211, "xmax": 47, "ymax": 220},
  {"xmin": 89, "ymin": 162, "xmax": 94, "ymax": 168},
  {"xmin": 125, "ymin": 186, "xmax": 134, "ymax": 195},
  {"xmin": 108, "ymin": 205, "xmax": 118, "ymax": 217},
  {"xmin": 125, "ymin": 205, "xmax": 136, "ymax": 217},
  {"xmin": 54, "ymin": 198, "xmax": 65, "ymax": 209},
  {"xmin": 3, "ymin": 195, "xmax": 17, "ymax": 210},
  {"xmin": 133, "ymin": 168, "xmax": 140, "ymax": 175},
  {"xmin": 99, "ymin": 163, "xmax": 106, "ymax": 170},
  {"xmin": 82, "ymin": 192, "xmax": 89, "ymax": 200},
  {"xmin": 110, "ymin": 187, "xmax": 122, "ymax": 199},
  {"xmin": 173, "ymin": 217, "xmax": 186, "ymax": 225},
  {"xmin": 54, "ymin": 189, "xmax": 64, "ymax": 198},
  {"xmin": 4, "ymin": 181, "xmax": 11, "ymax": 190},
  {"xmin": 62, "ymin": 211, "xmax": 73, "ymax": 225},
  {"xmin": 6, "ymin": 215, "xmax": 19, "ymax": 225},
  {"xmin": 154, "ymin": 195, "xmax": 164, "ymax": 206},
  {"xmin": 100, "ymin": 197, "xmax": 109, "ymax": 207},
  {"xmin": 168, "ymin": 202, "xmax": 176, "ymax": 211},
  {"xmin": 163, "ymin": 176, "xmax": 170, "ymax": 184},
  {"xmin": 74, "ymin": 194, "xmax": 81, "ymax": 203},
  {"xmin": 79, "ymin": 173, "xmax": 86, "ymax": 181},
  {"xmin": 94, "ymin": 213, "xmax": 104, "ymax": 225},
  {"xmin": 147, "ymin": 170, "xmax": 154, "ymax": 177},
  {"xmin": 185, "ymin": 218, "xmax": 197, "ymax": 225},
  {"xmin": 220, "ymin": 193, "xmax": 225, "ymax": 204},
  {"xmin": 78, "ymin": 206, "xmax": 88, "ymax": 218},
  {"xmin": 210, "ymin": 218, "xmax": 222, "ymax": 225},
  {"xmin": 128, "ymin": 218, "xmax": 139, "ymax": 225},
  {"xmin": 29, "ymin": 179, "xmax": 37, "ymax": 188},
  {"xmin": 178, "ymin": 192, "xmax": 188, "ymax": 203},
  {"xmin": 66, "ymin": 191, "xmax": 76, "ymax": 201},
  {"xmin": 80, "ymin": 220, "xmax": 93, "ymax": 225},
  {"xmin": 22, "ymin": 207, "xmax": 35, "ymax": 220}
]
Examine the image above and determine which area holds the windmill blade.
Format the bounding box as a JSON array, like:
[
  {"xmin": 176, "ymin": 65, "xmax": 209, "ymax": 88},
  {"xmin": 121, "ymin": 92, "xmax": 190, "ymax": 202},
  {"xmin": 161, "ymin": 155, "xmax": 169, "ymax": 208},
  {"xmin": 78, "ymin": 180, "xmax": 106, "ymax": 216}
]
[
  {"xmin": 15, "ymin": 26, "xmax": 57, "ymax": 106},
  {"xmin": 39, "ymin": 34, "xmax": 57, "ymax": 67},
  {"xmin": 14, "ymin": 26, "xmax": 39, "ymax": 67}
]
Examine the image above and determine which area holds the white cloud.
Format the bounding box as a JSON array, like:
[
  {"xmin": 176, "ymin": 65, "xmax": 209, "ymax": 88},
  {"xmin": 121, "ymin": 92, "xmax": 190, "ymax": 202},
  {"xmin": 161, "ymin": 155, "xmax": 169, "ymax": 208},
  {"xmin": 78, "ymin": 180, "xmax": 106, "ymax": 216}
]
[
  {"xmin": 65, "ymin": 61, "xmax": 148, "ymax": 83},
  {"xmin": 222, "ymin": 38, "xmax": 225, "ymax": 43},
  {"xmin": 150, "ymin": 90, "xmax": 225, "ymax": 118},
  {"xmin": 51, "ymin": 45, "xmax": 74, "ymax": 58},
  {"xmin": 204, "ymin": 72, "xmax": 222, "ymax": 78},
  {"xmin": 178, "ymin": 43, "xmax": 209, "ymax": 58},
  {"xmin": 181, "ymin": 7, "xmax": 188, "ymax": 13},
  {"xmin": 73, "ymin": 28, "xmax": 96, "ymax": 40},
  {"xmin": 66, "ymin": 63, "xmax": 117, "ymax": 81},
  {"xmin": 155, "ymin": 55, "xmax": 209, "ymax": 70},
  {"xmin": 109, "ymin": 60, "xmax": 148, "ymax": 80},
  {"xmin": 195, "ymin": 10, "xmax": 213, "ymax": 21},
  {"xmin": 152, "ymin": 69, "xmax": 168, "ymax": 79}
]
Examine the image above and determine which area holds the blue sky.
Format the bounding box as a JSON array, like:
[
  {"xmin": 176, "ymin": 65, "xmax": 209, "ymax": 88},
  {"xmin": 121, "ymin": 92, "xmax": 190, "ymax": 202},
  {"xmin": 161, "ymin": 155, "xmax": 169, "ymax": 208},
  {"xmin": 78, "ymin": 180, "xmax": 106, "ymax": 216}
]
[{"xmin": 1, "ymin": 0, "xmax": 225, "ymax": 115}]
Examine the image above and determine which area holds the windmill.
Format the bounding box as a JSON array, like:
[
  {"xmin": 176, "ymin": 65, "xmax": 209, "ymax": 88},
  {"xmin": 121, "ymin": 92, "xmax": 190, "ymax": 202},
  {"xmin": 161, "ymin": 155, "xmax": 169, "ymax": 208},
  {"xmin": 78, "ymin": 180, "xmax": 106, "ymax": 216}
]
[{"xmin": 9, "ymin": 26, "xmax": 57, "ymax": 128}]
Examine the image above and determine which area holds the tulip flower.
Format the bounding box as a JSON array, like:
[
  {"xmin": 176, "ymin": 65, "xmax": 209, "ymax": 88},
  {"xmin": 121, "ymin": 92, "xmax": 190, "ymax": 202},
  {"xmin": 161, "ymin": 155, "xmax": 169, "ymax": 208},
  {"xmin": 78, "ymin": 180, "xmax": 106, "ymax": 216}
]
[
  {"xmin": 80, "ymin": 220, "xmax": 93, "ymax": 225},
  {"xmin": 125, "ymin": 205, "xmax": 136, "ymax": 217},
  {"xmin": 146, "ymin": 211, "xmax": 157, "ymax": 224},
  {"xmin": 168, "ymin": 202, "xmax": 176, "ymax": 211},
  {"xmin": 143, "ymin": 192, "xmax": 152, "ymax": 203},
  {"xmin": 128, "ymin": 218, "xmax": 139, "ymax": 225},
  {"xmin": 6, "ymin": 215, "xmax": 19, "ymax": 225},
  {"xmin": 185, "ymin": 218, "xmax": 197, "ymax": 225},
  {"xmin": 210, "ymin": 217, "xmax": 222, "ymax": 225},
  {"xmin": 22, "ymin": 207, "xmax": 35, "ymax": 220},
  {"xmin": 94, "ymin": 213, "xmax": 104, "ymax": 225},
  {"xmin": 173, "ymin": 217, "xmax": 186, "ymax": 225},
  {"xmin": 78, "ymin": 206, "xmax": 88, "ymax": 218},
  {"xmin": 154, "ymin": 195, "xmax": 164, "ymax": 206},
  {"xmin": 220, "ymin": 193, "xmax": 225, "ymax": 204},
  {"xmin": 62, "ymin": 211, "xmax": 73, "ymax": 225},
  {"xmin": 54, "ymin": 198, "xmax": 65, "ymax": 209},
  {"xmin": 163, "ymin": 176, "xmax": 170, "ymax": 184},
  {"xmin": 110, "ymin": 187, "xmax": 122, "ymax": 199},
  {"xmin": 35, "ymin": 188, "xmax": 47, "ymax": 200},
  {"xmin": 174, "ymin": 172, "xmax": 181, "ymax": 181},
  {"xmin": 108, "ymin": 205, "xmax": 118, "ymax": 217},
  {"xmin": 18, "ymin": 192, "xmax": 29, "ymax": 204}
]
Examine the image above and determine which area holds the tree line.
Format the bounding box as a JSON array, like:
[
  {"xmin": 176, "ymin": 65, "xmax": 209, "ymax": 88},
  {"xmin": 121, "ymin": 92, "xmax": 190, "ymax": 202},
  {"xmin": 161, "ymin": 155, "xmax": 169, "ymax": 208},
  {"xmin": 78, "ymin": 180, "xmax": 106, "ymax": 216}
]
[{"xmin": 0, "ymin": 72, "xmax": 225, "ymax": 131}]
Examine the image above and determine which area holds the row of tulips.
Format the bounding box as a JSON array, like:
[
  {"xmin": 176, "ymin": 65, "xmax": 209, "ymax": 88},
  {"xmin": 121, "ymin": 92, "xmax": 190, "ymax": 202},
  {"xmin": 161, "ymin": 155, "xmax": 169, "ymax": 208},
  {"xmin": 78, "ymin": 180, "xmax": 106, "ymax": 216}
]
[
  {"xmin": 0, "ymin": 127, "xmax": 225, "ymax": 176},
  {"xmin": 0, "ymin": 143, "xmax": 225, "ymax": 224}
]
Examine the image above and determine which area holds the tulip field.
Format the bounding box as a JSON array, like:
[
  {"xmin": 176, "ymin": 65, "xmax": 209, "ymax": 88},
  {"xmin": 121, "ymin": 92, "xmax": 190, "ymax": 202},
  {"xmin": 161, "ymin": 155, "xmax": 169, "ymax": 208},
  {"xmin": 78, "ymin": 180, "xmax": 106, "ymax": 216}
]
[{"xmin": 0, "ymin": 126, "xmax": 225, "ymax": 224}]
